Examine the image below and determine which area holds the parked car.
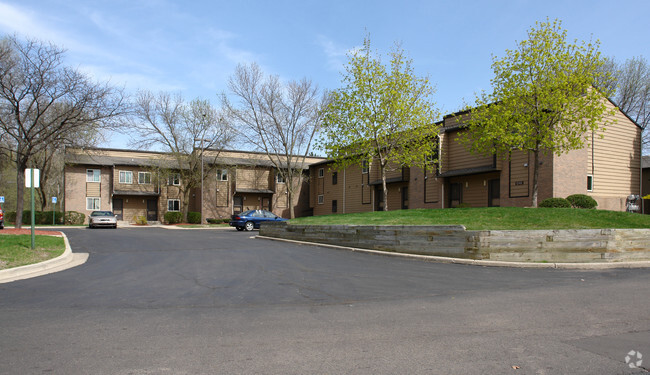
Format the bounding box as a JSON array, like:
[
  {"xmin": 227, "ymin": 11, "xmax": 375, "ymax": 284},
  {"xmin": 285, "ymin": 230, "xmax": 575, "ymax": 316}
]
[
  {"xmin": 88, "ymin": 211, "xmax": 118, "ymax": 229},
  {"xmin": 0, "ymin": 208, "xmax": 4, "ymax": 229},
  {"xmin": 229, "ymin": 209, "xmax": 287, "ymax": 231}
]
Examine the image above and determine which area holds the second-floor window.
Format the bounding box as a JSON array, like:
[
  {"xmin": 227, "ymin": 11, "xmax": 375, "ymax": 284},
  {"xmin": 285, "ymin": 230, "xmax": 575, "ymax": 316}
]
[
  {"xmin": 217, "ymin": 169, "xmax": 228, "ymax": 181},
  {"xmin": 332, "ymin": 171, "xmax": 338, "ymax": 185},
  {"xmin": 138, "ymin": 172, "xmax": 151, "ymax": 184},
  {"xmin": 362, "ymin": 161, "xmax": 369, "ymax": 174},
  {"xmin": 86, "ymin": 169, "xmax": 100, "ymax": 182},
  {"xmin": 276, "ymin": 173, "xmax": 285, "ymax": 184},
  {"xmin": 168, "ymin": 173, "xmax": 180, "ymax": 186},
  {"xmin": 318, "ymin": 168, "xmax": 324, "ymax": 178},
  {"xmin": 119, "ymin": 171, "xmax": 133, "ymax": 184}
]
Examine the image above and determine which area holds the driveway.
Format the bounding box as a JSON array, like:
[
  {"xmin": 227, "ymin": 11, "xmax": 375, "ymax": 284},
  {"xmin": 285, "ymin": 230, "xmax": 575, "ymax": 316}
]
[{"xmin": 0, "ymin": 227, "xmax": 648, "ymax": 374}]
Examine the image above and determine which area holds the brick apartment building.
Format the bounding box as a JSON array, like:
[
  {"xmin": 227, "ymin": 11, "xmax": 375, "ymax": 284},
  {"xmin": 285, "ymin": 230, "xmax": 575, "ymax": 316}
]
[
  {"xmin": 310, "ymin": 99, "xmax": 643, "ymax": 215},
  {"xmin": 64, "ymin": 148, "xmax": 324, "ymax": 223}
]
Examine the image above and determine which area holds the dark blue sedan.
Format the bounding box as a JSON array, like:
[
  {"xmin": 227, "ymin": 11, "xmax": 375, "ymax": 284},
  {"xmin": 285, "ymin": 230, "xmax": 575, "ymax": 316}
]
[{"xmin": 229, "ymin": 209, "xmax": 288, "ymax": 231}]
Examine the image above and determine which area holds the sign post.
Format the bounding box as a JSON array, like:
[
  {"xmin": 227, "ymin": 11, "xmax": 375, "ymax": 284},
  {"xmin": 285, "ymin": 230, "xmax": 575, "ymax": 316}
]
[
  {"xmin": 25, "ymin": 168, "xmax": 40, "ymax": 250},
  {"xmin": 52, "ymin": 197, "xmax": 57, "ymax": 225}
]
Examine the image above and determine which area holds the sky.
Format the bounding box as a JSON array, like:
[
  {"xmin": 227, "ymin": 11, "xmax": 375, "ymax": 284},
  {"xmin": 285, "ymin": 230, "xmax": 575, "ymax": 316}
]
[{"xmin": 1, "ymin": 0, "xmax": 649, "ymax": 149}]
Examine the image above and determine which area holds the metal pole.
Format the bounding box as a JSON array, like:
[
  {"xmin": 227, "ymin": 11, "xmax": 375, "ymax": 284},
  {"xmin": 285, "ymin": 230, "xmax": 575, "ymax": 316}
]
[
  {"xmin": 30, "ymin": 168, "xmax": 35, "ymax": 250},
  {"xmin": 201, "ymin": 139, "xmax": 204, "ymax": 225}
]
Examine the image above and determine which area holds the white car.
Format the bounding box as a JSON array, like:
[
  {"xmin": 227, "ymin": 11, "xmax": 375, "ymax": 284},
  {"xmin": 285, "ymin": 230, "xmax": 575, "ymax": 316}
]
[{"xmin": 88, "ymin": 211, "xmax": 117, "ymax": 229}]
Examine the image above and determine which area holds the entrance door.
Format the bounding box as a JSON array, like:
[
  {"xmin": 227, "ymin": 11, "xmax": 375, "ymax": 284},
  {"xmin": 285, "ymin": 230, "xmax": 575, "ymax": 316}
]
[
  {"xmin": 488, "ymin": 179, "xmax": 500, "ymax": 207},
  {"xmin": 262, "ymin": 197, "xmax": 271, "ymax": 211},
  {"xmin": 449, "ymin": 183, "xmax": 462, "ymax": 208},
  {"xmin": 401, "ymin": 187, "xmax": 409, "ymax": 209},
  {"xmin": 375, "ymin": 186, "xmax": 384, "ymax": 211},
  {"xmin": 146, "ymin": 199, "xmax": 158, "ymax": 221},
  {"xmin": 113, "ymin": 198, "xmax": 123, "ymax": 220},
  {"xmin": 233, "ymin": 196, "xmax": 243, "ymax": 214}
]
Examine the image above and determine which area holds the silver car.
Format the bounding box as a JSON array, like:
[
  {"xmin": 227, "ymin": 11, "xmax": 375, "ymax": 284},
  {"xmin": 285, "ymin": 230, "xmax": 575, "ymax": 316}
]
[{"xmin": 88, "ymin": 211, "xmax": 118, "ymax": 229}]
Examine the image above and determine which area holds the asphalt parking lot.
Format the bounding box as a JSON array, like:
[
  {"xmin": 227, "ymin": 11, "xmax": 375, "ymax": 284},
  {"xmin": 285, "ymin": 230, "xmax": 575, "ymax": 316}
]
[{"xmin": 0, "ymin": 227, "xmax": 648, "ymax": 374}]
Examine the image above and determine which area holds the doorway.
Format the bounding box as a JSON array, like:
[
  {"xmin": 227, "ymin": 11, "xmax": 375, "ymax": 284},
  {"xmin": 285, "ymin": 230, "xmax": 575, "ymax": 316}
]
[
  {"xmin": 233, "ymin": 196, "xmax": 243, "ymax": 214},
  {"xmin": 113, "ymin": 198, "xmax": 123, "ymax": 220},
  {"xmin": 488, "ymin": 179, "xmax": 500, "ymax": 207},
  {"xmin": 449, "ymin": 183, "xmax": 462, "ymax": 208},
  {"xmin": 261, "ymin": 197, "xmax": 271, "ymax": 211},
  {"xmin": 146, "ymin": 199, "xmax": 158, "ymax": 221}
]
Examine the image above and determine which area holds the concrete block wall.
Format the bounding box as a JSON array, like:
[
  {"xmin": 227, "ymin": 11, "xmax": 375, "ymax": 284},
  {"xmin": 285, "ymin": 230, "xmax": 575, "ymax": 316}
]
[{"xmin": 260, "ymin": 223, "xmax": 650, "ymax": 263}]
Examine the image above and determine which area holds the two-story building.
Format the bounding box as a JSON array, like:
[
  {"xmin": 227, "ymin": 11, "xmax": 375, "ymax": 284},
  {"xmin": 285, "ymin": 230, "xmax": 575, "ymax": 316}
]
[
  {"xmin": 310, "ymin": 99, "xmax": 643, "ymax": 215},
  {"xmin": 64, "ymin": 147, "xmax": 324, "ymax": 223}
]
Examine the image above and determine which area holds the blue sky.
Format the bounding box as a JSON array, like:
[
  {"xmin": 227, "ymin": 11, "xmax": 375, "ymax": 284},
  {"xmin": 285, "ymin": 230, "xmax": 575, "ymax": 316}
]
[{"xmin": 1, "ymin": 0, "xmax": 649, "ymax": 148}]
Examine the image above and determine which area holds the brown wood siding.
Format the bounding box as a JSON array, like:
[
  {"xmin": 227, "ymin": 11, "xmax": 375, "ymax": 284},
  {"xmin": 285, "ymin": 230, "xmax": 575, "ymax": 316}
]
[
  {"xmin": 509, "ymin": 150, "xmax": 529, "ymax": 198},
  {"xmin": 86, "ymin": 182, "xmax": 100, "ymax": 196},
  {"xmin": 276, "ymin": 182, "xmax": 288, "ymax": 208},
  {"xmin": 588, "ymin": 101, "xmax": 642, "ymax": 196},
  {"xmin": 444, "ymin": 131, "xmax": 493, "ymax": 172},
  {"xmin": 236, "ymin": 168, "xmax": 272, "ymax": 190},
  {"xmin": 424, "ymin": 165, "xmax": 439, "ymax": 203}
]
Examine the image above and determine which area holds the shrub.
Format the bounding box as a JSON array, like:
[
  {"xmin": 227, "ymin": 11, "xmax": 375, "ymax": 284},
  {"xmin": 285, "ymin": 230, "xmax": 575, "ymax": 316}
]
[
  {"xmin": 187, "ymin": 212, "xmax": 201, "ymax": 224},
  {"xmin": 164, "ymin": 211, "xmax": 183, "ymax": 224},
  {"xmin": 64, "ymin": 211, "xmax": 85, "ymax": 225},
  {"xmin": 566, "ymin": 194, "xmax": 598, "ymax": 209},
  {"xmin": 134, "ymin": 216, "xmax": 148, "ymax": 225},
  {"xmin": 5, "ymin": 211, "xmax": 16, "ymax": 223},
  {"xmin": 206, "ymin": 218, "xmax": 225, "ymax": 224},
  {"xmin": 16, "ymin": 210, "xmax": 64, "ymax": 224},
  {"xmin": 538, "ymin": 197, "xmax": 571, "ymax": 208}
]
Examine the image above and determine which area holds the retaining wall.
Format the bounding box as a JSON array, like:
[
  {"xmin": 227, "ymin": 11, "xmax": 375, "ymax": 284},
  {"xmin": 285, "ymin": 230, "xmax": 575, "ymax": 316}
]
[{"xmin": 260, "ymin": 223, "xmax": 650, "ymax": 263}]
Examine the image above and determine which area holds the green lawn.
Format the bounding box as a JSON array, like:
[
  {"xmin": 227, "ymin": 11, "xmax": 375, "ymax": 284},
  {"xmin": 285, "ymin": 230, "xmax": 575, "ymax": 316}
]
[
  {"xmin": 289, "ymin": 207, "xmax": 650, "ymax": 230},
  {"xmin": 0, "ymin": 235, "xmax": 65, "ymax": 270}
]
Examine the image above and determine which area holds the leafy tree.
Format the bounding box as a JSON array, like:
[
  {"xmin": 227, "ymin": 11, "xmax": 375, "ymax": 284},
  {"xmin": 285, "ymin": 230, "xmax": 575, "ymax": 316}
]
[
  {"xmin": 319, "ymin": 36, "xmax": 439, "ymax": 211},
  {"xmin": 130, "ymin": 91, "xmax": 233, "ymax": 222},
  {"xmin": 461, "ymin": 19, "xmax": 615, "ymax": 207},
  {"xmin": 221, "ymin": 63, "xmax": 325, "ymax": 218},
  {"xmin": 0, "ymin": 35, "xmax": 126, "ymax": 228}
]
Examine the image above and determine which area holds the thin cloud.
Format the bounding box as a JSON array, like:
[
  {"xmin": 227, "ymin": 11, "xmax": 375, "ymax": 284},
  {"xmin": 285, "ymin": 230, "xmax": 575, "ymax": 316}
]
[{"xmin": 316, "ymin": 35, "xmax": 359, "ymax": 72}]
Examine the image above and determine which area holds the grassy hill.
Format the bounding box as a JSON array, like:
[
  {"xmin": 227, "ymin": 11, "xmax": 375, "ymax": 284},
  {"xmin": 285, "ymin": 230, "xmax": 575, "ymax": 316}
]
[{"xmin": 290, "ymin": 207, "xmax": 650, "ymax": 230}]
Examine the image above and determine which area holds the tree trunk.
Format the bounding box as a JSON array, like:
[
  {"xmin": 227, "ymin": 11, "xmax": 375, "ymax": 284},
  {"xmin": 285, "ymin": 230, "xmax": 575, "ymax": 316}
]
[
  {"xmin": 532, "ymin": 147, "xmax": 540, "ymax": 207},
  {"xmin": 381, "ymin": 165, "xmax": 388, "ymax": 211},
  {"xmin": 15, "ymin": 160, "xmax": 27, "ymax": 229}
]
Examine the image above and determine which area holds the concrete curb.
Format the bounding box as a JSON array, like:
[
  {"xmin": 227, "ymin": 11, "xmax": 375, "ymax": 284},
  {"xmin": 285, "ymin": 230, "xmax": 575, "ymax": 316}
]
[
  {"xmin": 256, "ymin": 235, "xmax": 650, "ymax": 270},
  {"xmin": 0, "ymin": 232, "xmax": 89, "ymax": 283}
]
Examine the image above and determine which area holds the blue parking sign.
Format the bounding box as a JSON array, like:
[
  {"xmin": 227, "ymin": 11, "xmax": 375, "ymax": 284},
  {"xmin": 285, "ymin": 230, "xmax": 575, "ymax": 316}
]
[
  {"xmin": 52, "ymin": 197, "xmax": 57, "ymax": 204},
  {"xmin": 0, "ymin": 196, "xmax": 4, "ymax": 203}
]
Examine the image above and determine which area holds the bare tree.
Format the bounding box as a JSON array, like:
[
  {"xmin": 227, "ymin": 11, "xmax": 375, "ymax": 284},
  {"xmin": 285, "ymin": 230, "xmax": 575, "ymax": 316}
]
[
  {"xmin": 601, "ymin": 56, "xmax": 650, "ymax": 152},
  {"xmin": 130, "ymin": 90, "xmax": 233, "ymax": 222},
  {"xmin": 221, "ymin": 63, "xmax": 325, "ymax": 218},
  {"xmin": 0, "ymin": 35, "xmax": 126, "ymax": 228}
]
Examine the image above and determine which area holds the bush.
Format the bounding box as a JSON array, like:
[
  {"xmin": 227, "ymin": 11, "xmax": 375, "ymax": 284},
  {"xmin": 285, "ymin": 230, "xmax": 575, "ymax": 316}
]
[
  {"xmin": 206, "ymin": 218, "xmax": 231, "ymax": 224},
  {"xmin": 10, "ymin": 210, "xmax": 64, "ymax": 225},
  {"xmin": 187, "ymin": 212, "xmax": 201, "ymax": 224},
  {"xmin": 5, "ymin": 211, "xmax": 16, "ymax": 223},
  {"xmin": 164, "ymin": 211, "xmax": 183, "ymax": 224},
  {"xmin": 64, "ymin": 211, "xmax": 85, "ymax": 225},
  {"xmin": 134, "ymin": 216, "xmax": 148, "ymax": 225},
  {"xmin": 538, "ymin": 197, "xmax": 571, "ymax": 208},
  {"xmin": 566, "ymin": 194, "xmax": 598, "ymax": 209}
]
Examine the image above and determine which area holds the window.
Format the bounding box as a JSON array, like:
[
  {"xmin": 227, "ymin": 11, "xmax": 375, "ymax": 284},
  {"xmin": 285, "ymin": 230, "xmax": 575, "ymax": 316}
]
[
  {"xmin": 86, "ymin": 169, "xmax": 100, "ymax": 182},
  {"xmin": 332, "ymin": 199, "xmax": 338, "ymax": 213},
  {"xmin": 317, "ymin": 195, "xmax": 324, "ymax": 204},
  {"xmin": 119, "ymin": 171, "xmax": 133, "ymax": 184},
  {"xmin": 332, "ymin": 171, "xmax": 338, "ymax": 185},
  {"xmin": 168, "ymin": 173, "xmax": 180, "ymax": 186},
  {"xmin": 318, "ymin": 168, "xmax": 324, "ymax": 178},
  {"xmin": 217, "ymin": 169, "xmax": 228, "ymax": 181},
  {"xmin": 138, "ymin": 172, "xmax": 151, "ymax": 184},
  {"xmin": 276, "ymin": 173, "xmax": 285, "ymax": 184},
  {"xmin": 86, "ymin": 197, "xmax": 100, "ymax": 210},
  {"xmin": 587, "ymin": 175, "xmax": 594, "ymax": 191},
  {"xmin": 425, "ymin": 154, "xmax": 436, "ymax": 165},
  {"xmin": 167, "ymin": 199, "xmax": 180, "ymax": 211},
  {"xmin": 362, "ymin": 160, "xmax": 369, "ymax": 174}
]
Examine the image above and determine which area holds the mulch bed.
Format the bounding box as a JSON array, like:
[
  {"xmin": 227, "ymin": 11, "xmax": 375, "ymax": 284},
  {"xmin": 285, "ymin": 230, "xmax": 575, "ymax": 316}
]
[{"xmin": 0, "ymin": 228, "xmax": 63, "ymax": 236}]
